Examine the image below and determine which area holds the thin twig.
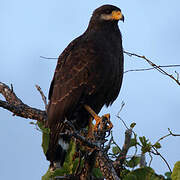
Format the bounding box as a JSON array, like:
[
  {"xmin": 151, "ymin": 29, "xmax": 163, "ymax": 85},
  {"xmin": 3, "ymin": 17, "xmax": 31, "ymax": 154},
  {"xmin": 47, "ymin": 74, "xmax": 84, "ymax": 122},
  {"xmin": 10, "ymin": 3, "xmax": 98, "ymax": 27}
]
[
  {"xmin": 117, "ymin": 101, "xmax": 125, "ymax": 118},
  {"xmin": 60, "ymin": 131, "xmax": 99, "ymax": 149},
  {"xmin": 116, "ymin": 102, "xmax": 130, "ymax": 130},
  {"xmin": 148, "ymin": 152, "xmax": 153, "ymax": 167},
  {"xmin": 104, "ymin": 134, "xmax": 113, "ymax": 152},
  {"xmin": 124, "ymin": 65, "xmax": 180, "ymax": 74},
  {"xmin": 124, "ymin": 50, "xmax": 180, "ymax": 86},
  {"xmin": 156, "ymin": 129, "xmax": 180, "ymax": 143},
  {"xmin": 168, "ymin": 128, "xmax": 180, "ymax": 136},
  {"xmin": 110, "ymin": 131, "xmax": 122, "ymax": 154},
  {"xmin": 40, "ymin": 56, "xmax": 58, "ymax": 60},
  {"xmin": 35, "ymin": 85, "xmax": 48, "ymax": 112},
  {"xmin": 151, "ymin": 146, "xmax": 172, "ymax": 173}
]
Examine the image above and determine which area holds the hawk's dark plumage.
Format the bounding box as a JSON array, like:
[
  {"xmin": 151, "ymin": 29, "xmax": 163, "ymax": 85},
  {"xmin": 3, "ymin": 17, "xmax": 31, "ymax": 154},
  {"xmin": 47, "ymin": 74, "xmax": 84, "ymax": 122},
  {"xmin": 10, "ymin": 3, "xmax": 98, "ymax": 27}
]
[{"xmin": 46, "ymin": 4, "xmax": 124, "ymax": 167}]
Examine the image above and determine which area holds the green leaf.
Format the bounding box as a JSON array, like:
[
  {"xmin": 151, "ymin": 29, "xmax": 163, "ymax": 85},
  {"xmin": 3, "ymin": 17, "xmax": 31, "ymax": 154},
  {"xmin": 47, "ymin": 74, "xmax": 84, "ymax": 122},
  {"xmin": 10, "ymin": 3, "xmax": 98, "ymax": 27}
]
[
  {"xmin": 130, "ymin": 122, "xmax": 136, "ymax": 129},
  {"xmin": 37, "ymin": 122, "xmax": 50, "ymax": 134},
  {"xmin": 92, "ymin": 168, "xmax": 103, "ymax": 178},
  {"xmin": 124, "ymin": 174, "xmax": 137, "ymax": 180},
  {"xmin": 126, "ymin": 156, "xmax": 141, "ymax": 168},
  {"xmin": 153, "ymin": 142, "xmax": 161, "ymax": 149},
  {"xmin": 124, "ymin": 167, "xmax": 162, "ymax": 180},
  {"xmin": 112, "ymin": 146, "xmax": 121, "ymax": 155},
  {"xmin": 119, "ymin": 169, "xmax": 130, "ymax": 179},
  {"xmin": 139, "ymin": 136, "xmax": 144, "ymax": 145},
  {"xmin": 63, "ymin": 141, "xmax": 76, "ymax": 174},
  {"xmin": 71, "ymin": 157, "xmax": 84, "ymax": 174},
  {"xmin": 141, "ymin": 144, "xmax": 152, "ymax": 154},
  {"xmin": 139, "ymin": 136, "xmax": 152, "ymax": 153},
  {"xmin": 37, "ymin": 122, "xmax": 50, "ymax": 155},
  {"xmin": 42, "ymin": 131, "xmax": 50, "ymax": 154},
  {"xmin": 139, "ymin": 136, "xmax": 148, "ymax": 146},
  {"xmin": 165, "ymin": 172, "xmax": 172, "ymax": 180},
  {"xmin": 130, "ymin": 138, "xmax": 137, "ymax": 147},
  {"xmin": 42, "ymin": 140, "xmax": 78, "ymax": 179},
  {"xmin": 171, "ymin": 161, "xmax": 180, "ymax": 180},
  {"xmin": 42, "ymin": 168, "xmax": 54, "ymax": 180}
]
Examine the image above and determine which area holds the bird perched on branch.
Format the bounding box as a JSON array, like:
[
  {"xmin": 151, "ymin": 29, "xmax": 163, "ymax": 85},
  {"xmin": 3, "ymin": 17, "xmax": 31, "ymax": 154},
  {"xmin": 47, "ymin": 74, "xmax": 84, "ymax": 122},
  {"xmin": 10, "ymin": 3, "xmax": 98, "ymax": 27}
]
[{"xmin": 46, "ymin": 4, "xmax": 124, "ymax": 169}]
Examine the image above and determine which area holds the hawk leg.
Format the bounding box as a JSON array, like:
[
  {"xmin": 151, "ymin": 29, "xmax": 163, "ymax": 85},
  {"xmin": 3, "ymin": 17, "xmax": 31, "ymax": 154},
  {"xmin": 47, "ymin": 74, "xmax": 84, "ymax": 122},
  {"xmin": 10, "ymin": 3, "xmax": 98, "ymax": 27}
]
[
  {"xmin": 87, "ymin": 117, "xmax": 94, "ymax": 140},
  {"xmin": 84, "ymin": 105, "xmax": 113, "ymax": 135}
]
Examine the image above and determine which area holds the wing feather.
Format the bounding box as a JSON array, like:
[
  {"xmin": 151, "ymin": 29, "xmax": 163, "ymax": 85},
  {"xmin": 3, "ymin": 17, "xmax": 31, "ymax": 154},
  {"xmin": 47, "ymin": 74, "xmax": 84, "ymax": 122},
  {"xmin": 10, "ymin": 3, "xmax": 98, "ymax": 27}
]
[{"xmin": 47, "ymin": 36, "xmax": 104, "ymax": 129}]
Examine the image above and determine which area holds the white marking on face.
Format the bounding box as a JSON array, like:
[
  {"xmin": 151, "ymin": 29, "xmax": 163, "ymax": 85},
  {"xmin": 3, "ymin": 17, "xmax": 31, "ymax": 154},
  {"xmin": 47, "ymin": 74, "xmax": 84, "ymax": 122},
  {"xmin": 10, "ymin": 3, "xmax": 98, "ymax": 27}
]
[{"xmin": 100, "ymin": 14, "xmax": 113, "ymax": 20}]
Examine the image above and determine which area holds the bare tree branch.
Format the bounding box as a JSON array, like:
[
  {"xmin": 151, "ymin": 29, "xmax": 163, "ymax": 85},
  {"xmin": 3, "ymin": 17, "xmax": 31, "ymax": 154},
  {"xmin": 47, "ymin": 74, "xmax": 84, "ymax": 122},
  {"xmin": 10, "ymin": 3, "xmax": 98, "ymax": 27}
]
[
  {"xmin": 40, "ymin": 56, "xmax": 58, "ymax": 60},
  {"xmin": 0, "ymin": 82, "xmax": 47, "ymax": 122},
  {"xmin": 151, "ymin": 147, "xmax": 172, "ymax": 173},
  {"xmin": 96, "ymin": 151, "xmax": 120, "ymax": 180},
  {"xmin": 124, "ymin": 51, "xmax": 180, "ymax": 86},
  {"xmin": 156, "ymin": 128, "xmax": 180, "ymax": 143},
  {"xmin": 113, "ymin": 129, "xmax": 132, "ymax": 173},
  {"xmin": 35, "ymin": 84, "xmax": 48, "ymax": 112},
  {"xmin": 0, "ymin": 82, "xmax": 23, "ymax": 105},
  {"xmin": 124, "ymin": 64, "xmax": 180, "ymax": 74}
]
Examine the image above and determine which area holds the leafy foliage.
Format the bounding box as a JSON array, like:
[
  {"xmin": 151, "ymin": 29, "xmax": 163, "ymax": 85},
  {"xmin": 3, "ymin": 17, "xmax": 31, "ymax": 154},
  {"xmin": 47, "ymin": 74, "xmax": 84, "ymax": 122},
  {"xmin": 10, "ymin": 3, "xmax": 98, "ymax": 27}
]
[
  {"xmin": 42, "ymin": 141, "xmax": 80, "ymax": 179},
  {"xmin": 123, "ymin": 167, "xmax": 164, "ymax": 180},
  {"xmin": 126, "ymin": 156, "xmax": 141, "ymax": 168},
  {"xmin": 112, "ymin": 146, "xmax": 121, "ymax": 155},
  {"xmin": 92, "ymin": 168, "xmax": 103, "ymax": 178},
  {"xmin": 164, "ymin": 172, "xmax": 172, "ymax": 180},
  {"xmin": 153, "ymin": 142, "xmax": 161, "ymax": 149},
  {"xmin": 39, "ymin": 120, "xmax": 179, "ymax": 179},
  {"xmin": 130, "ymin": 138, "xmax": 138, "ymax": 147},
  {"xmin": 139, "ymin": 136, "xmax": 152, "ymax": 154},
  {"xmin": 37, "ymin": 122, "xmax": 50, "ymax": 154},
  {"xmin": 130, "ymin": 122, "xmax": 136, "ymax": 129},
  {"xmin": 171, "ymin": 161, "xmax": 180, "ymax": 180}
]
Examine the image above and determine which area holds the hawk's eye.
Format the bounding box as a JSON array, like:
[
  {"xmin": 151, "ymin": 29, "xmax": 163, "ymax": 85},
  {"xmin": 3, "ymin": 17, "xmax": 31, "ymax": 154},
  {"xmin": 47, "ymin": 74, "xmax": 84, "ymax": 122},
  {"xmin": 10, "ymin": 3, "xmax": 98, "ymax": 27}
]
[{"xmin": 105, "ymin": 10, "xmax": 111, "ymax": 14}]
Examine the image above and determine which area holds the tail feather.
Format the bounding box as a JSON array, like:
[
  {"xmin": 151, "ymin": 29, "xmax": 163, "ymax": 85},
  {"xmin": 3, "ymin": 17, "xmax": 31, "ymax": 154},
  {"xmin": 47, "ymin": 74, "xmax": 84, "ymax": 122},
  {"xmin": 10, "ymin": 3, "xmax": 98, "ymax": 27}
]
[
  {"xmin": 46, "ymin": 137, "xmax": 70, "ymax": 169},
  {"xmin": 45, "ymin": 123, "xmax": 70, "ymax": 169}
]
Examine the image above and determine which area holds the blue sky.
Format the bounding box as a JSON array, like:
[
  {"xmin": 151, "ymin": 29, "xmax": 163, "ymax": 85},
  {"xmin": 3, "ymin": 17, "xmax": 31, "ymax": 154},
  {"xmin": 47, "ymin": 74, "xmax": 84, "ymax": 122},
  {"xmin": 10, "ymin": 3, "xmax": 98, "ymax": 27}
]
[{"xmin": 0, "ymin": 0, "xmax": 180, "ymax": 179}]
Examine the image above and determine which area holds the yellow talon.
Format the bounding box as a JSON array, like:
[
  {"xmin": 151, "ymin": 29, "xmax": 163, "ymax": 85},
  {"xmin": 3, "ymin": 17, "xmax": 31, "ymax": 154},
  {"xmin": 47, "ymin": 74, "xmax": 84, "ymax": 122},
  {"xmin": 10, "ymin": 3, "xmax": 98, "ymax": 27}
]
[
  {"xmin": 103, "ymin": 114, "xmax": 113, "ymax": 130},
  {"xmin": 93, "ymin": 115, "xmax": 103, "ymax": 131},
  {"xmin": 84, "ymin": 105, "xmax": 113, "ymax": 136}
]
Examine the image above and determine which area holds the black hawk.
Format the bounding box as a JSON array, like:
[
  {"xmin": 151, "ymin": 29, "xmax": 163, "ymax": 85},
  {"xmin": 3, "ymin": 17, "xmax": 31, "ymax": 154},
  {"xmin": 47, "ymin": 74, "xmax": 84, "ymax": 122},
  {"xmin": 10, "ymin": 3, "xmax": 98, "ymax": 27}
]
[{"xmin": 46, "ymin": 4, "xmax": 124, "ymax": 168}]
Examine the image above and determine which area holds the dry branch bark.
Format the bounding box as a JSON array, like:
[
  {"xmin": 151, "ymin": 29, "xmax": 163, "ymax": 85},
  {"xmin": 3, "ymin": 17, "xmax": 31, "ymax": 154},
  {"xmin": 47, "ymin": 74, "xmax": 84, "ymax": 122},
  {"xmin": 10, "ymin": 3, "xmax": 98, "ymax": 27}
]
[
  {"xmin": 96, "ymin": 151, "xmax": 120, "ymax": 180},
  {"xmin": 0, "ymin": 82, "xmax": 46, "ymax": 122},
  {"xmin": 113, "ymin": 129, "xmax": 132, "ymax": 175}
]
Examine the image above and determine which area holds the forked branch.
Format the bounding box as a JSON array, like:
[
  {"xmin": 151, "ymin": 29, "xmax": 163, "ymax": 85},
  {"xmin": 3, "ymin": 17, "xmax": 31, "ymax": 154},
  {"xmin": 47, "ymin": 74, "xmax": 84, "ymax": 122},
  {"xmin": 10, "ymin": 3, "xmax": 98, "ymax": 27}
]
[
  {"xmin": 0, "ymin": 82, "xmax": 46, "ymax": 122},
  {"xmin": 124, "ymin": 51, "xmax": 180, "ymax": 86}
]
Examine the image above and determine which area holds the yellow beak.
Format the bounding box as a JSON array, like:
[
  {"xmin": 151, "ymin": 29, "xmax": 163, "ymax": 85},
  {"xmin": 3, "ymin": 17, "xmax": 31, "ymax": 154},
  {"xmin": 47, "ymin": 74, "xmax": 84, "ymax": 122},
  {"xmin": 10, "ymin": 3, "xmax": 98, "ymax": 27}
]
[{"xmin": 112, "ymin": 10, "xmax": 124, "ymax": 22}]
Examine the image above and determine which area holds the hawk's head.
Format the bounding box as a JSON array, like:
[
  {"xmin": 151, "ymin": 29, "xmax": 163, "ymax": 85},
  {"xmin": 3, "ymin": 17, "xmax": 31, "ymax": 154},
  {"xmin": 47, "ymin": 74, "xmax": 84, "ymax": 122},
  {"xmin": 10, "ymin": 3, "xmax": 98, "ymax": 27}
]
[{"xmin": 92, "ymin": 5, "xmax": 124, "ymax": 23}]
